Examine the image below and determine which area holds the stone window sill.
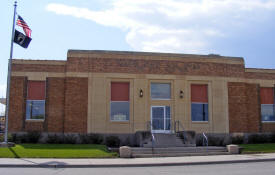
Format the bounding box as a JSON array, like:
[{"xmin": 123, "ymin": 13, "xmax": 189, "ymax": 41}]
[
  {"xmin": 191, "ymin": 121, "xmax": 209, "ymax": 124},
  {"xmin": 25, "ymin": 119, "xmax": 45, "ymax": 122}
]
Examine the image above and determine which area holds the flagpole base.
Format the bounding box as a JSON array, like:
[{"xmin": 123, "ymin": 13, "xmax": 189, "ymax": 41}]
[{"xmin": 0, "ymin": 142, "xmax": 15, "ymax": 147}]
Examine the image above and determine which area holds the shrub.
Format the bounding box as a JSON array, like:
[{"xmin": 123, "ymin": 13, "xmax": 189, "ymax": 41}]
[
  {"xmin": 0, "ymin": 134, "xmax": 13, "ymax": 142},
  {"xmin": 47, "ymin": 134, "xmax": 64, "ymax": 144},
  {"xmin": 89, "ymin": 134, "xmax": 103, "ymax": 144},
  {"xmin": 196, "ymin": 134, "xmax": 203, "ymax": 146},
  {"xmin": 26, "ymin": 131, "xmax": 41, "ymax": 143},
  {"xmin": 271, "ymin": 133, "xmax": 275, "ymax": 143},
  {"xmin": 122, "ymin": 137, "xmax": 131, "ymax": 146},
  {"xmin": 17, "ymin": 133, "xmax": 28, "ymax": 143},
  {"xmin": 64, "ymin": 134, "xmax": 77, "ymax": 144},
  {"xmin": 208, "ymin": 135, "xmax": 224, "ymax": 146},
  {"xmin": 231, "ymin": 135, "xmax": 244, "ymax": 144},
  {"xmin": 222, "ymin": 135, "xmax": 232, "ymax": 146},
  {"xmin": 177, "ymin": 132, "xmax": 185, "ymax": 140},
  {"xmin": 106, "ymin": 136, "xmax": 120, "ymax": 147},
  {"xmin": 80, "ymin": 133, "xmax": 103, "ymax": 144},
  {"xmin": 11, "ymin": 133, "xmax": 19, "ymax": 143},
  {"xmin": 79, "ymin": 134, "xmax": 90, "ymax": 144},
  {"xmin": 141, "ymin": 131, "xmax": 151, "ymax": 139},
  {"xmin": 186, "ymin": 131, "xmax": 196, "ymax": 138},
  {"xmin": 247, "ymin": 134, "xmax": 270, "ymax": 144}
]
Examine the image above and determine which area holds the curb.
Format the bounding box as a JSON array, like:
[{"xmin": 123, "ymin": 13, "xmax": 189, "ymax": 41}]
[{"xmin": 0, "ymin": 158, "xmax": 275, "ymax": 168}]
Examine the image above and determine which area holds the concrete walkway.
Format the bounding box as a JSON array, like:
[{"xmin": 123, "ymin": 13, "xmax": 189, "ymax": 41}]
[{"xmin": 0, "ymin": 153, "xmax": 275, "ymax": 168}]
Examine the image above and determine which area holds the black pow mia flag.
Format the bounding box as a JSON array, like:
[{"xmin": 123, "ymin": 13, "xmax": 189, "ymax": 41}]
[{"xmin": 13, "ymin": 29, "xmax": 32, "ymax": 48}]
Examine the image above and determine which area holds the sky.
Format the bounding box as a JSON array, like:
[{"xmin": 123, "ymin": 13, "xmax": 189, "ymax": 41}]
[{"xmin": 1, "ymin": 0, "xmax": 275, "ymax": 102}]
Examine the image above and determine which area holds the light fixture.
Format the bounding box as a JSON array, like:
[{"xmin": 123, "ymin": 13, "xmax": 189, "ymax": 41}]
[
  {"xmin": 139, "ymin": 89, "xmax": 143, "ymax": 97},
  {"xmin": 180, "ymin": 90, "xmax": 184, "ymax": 98}
]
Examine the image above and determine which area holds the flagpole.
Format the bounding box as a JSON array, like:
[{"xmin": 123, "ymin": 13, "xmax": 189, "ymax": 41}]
[{"xmin": 4, "ymin": 1, "xmax": 17, "ymax": 144}]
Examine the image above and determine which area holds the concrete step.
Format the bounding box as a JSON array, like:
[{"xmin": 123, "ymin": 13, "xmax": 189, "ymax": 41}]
[
  {"xmin": 132, "ymin": 152, "xmax": 230, "ymax": 158},
  {"xmin": 143, "ymin": 133, "xmax": 190, "ymax": 147},
  {"xmin": 143, "ymin": 143, "xmax": 196, "ymax": 148},
  {"xmin": 131, "ymin": 146, "xmax": 228, "ymax": 157},
  {"xmin": 132, "ymin": 147, "xmax": 227, "ymax": 153}
]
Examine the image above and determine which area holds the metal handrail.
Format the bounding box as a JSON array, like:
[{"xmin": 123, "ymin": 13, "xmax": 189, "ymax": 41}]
[
  {"xmin": 174, "ymin": 120, "xmax": 184, "ymax": 133},
  {"xmin": 173, "ymin": 120, "xmax": 186, "ymax": 144},
  {"xmin": 203, "ymin": 132, "xmax": 208, "ymax": 152},
  {"xmin": 146, "ymin": 121, "xmax": 156, "ymax": 148}
]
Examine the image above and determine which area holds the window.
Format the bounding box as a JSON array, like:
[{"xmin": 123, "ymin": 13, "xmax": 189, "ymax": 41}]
[
  {"xmin": 26, "ymin": 81, "xmax": 45, "ymax": 120},
  {"xmin": 191, "ymin": 84, "xmax": 208, "ymax": 121},
  {"xmin": 110, "ymin": 82, "xmax": 130, "ymax": 121},
  {"xmin": 260, "ymin": 87, "xmax": 275, "ymax": 122},
  {"xmin": 151, "ymin": 83, "xmax": 171, "ymax": 100}
]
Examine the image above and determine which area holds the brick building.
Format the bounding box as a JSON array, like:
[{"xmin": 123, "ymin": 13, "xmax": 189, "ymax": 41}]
[{"xmin": 8, "ymin": 50, "xmax": 275, "ymax": 136}]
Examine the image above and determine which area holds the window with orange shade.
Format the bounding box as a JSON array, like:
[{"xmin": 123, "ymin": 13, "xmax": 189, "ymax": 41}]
[
  {"xmin": 191, "ymin": 84, "xmax": 208, "ymax": 121},
  {"xmin": 110, "ymin": 82, "xmax": 130, "ymax": 121},
  {"xmin": 260, "ymin": 87, "xmax": 275, "ymax": 122},
  {"xmin": 26, "ymin": 81, "xmax": 45, "ymax": 120}
]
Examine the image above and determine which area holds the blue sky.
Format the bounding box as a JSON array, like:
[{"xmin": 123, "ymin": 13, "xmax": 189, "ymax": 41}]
[{"xmin": 1, "ymin": 0, "xmax": 275, "ymax": 100}]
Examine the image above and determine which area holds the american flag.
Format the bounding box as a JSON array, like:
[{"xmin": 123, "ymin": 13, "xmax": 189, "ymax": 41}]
[{"xmin": 16, "ymin": 15, "xmax": 32, "ymax": 37}]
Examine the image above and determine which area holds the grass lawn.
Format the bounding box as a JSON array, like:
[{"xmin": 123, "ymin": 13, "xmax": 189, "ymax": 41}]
[
  {"xmin": 239, "ymin": 143, "xmax": 275, "ymax": 154},
  {"xmin": 0, "ymin": 144, "xmax": 118, "ymax": 158}
]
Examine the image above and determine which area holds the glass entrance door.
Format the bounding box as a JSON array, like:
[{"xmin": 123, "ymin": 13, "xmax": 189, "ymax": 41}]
[{"xmin": 151, "ymin": 106, "xmax": 171, "ymax": 133}]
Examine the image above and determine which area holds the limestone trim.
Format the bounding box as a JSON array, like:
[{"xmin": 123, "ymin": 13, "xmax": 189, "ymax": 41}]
[
  {"xmin": 66, "ymin": 72, "xmax": 89, "ymax": 77},
  {"xmin": 12, "ymin": 72, "xmax": 275, "ymax": 87},
  {"xmin": 262, "ymin": 121, "xmax": 275, "ymax": 123},
  {"xmin": 87, "ymin": 74, "xmax": 93, "ymax": 133},
  {"xmin": 12, "ymin": 72, "xmax": 65, "ymax": 80}
]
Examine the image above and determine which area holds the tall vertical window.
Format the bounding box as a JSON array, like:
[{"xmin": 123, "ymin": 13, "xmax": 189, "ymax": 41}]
[
  {"xmin": 110, "ymin": 82, "xmax": 130, "ymax": 121},
  {"xmin": 260, "ymin": 87, "xmax": 275, "ymax": 122},
  {"xmin": 151, "ymin": 83, "xmax": 171, "ymax": 100},
  {"xmin": 26, "ymin": 81, "xmax": 46, "ymax": 120},
  {"xmin": 191, "ymin": 84, "xmax": 208, "ymax": 121}
]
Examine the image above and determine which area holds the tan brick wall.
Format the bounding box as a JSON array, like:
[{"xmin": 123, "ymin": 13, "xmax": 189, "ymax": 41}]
[
  {"xmin": 8, "ymin": 77, "xmax": 26, "ymax": 132},
  {"xmin": 46, "ymin": 78, "xmax": 65, "ymax": 132},
  {"xmin": 64, "ymin": 77, "xmax": 88, "ymax": 133},
  {"xmin": 228, "ymin": 82, "xmax": 261, "ymax": 133}
]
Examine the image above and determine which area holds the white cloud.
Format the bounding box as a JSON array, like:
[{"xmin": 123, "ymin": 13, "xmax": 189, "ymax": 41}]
[{"xmin": 46, "ymin": 0, "xmax": 275, "ymax": 54}]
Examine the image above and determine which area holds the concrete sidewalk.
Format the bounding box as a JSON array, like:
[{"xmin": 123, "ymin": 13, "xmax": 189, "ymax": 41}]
[{"xmin": 0, "ymin": 153, "xmax": 275, "ymax": 168}]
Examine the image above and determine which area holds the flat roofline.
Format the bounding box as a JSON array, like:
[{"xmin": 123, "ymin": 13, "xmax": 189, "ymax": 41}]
[
  {"xmin": 67, "ymin": 49, "xmax": 244, "ymax": 65},
  {"xmin": 12, "ymin": 59, "xmax": 66, "ymax": 65},
  {"xmin": 245, "ymin": 68, "xmax": 275, "ymax": 74}
]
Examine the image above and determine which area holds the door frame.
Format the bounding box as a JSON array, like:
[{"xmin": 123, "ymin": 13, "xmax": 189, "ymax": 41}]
[{"xmin": 150, "ymin": 106, "xmax": 171, "ymax": 133}]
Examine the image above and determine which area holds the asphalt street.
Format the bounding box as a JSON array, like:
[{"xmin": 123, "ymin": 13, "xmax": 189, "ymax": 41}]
[{"xmin": 0, "ymin": 161, "xmax": 275, "ymax": 175}]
